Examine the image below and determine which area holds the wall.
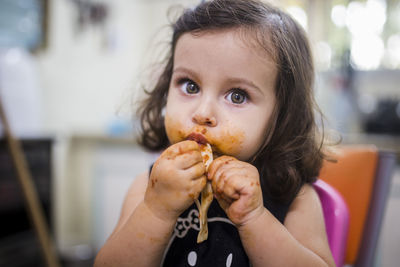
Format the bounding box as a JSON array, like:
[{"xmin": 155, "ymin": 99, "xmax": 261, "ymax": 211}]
[
  {"xmin": 34, "ymin": 0, "xmax": 198, "ymax": 257},
  {"xmin": 36, "ymin": 0, "xmax": 198, "ymax": 135}
]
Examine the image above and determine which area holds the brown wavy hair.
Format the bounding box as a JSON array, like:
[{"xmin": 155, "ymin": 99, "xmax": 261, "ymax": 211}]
[{"xmin": 137, "ymin": 0, "xmax": 327, "ymax": 204}]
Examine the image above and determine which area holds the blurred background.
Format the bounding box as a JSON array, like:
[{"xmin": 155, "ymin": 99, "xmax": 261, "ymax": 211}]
[{"xmin": 0, "ymin": 0, "xmax": 399, "ymax": 266}]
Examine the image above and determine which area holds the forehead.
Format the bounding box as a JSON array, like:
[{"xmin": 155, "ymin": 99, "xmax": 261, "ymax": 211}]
[
  {"xmin": 173, "ymin": 29, "xmax": 277, "ymax": 87},
  {"xmin": 175, "ymin": 27, "xmax": 275, "ymax": 62}
]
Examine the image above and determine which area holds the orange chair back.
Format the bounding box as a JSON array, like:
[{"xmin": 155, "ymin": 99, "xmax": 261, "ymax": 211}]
[{"xmin": 319, "ymin": 145, "xmax": 378, "ymax": 264}]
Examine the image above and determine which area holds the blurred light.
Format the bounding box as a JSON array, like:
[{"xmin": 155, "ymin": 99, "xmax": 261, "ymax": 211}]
[
  {"xmin": 366, "ymin": 0, "xmax": 387, "ymax": 33},
  {"xmin": 386, "ymin": 34, "xmax": 400, "ymax": 68},
  {"xmin": 346, "ymin": 1, "xmax": 366, "ymax": 35},
  {"xmin": 346, "ymin": 0, "xmax": 386, "ymax": 36},
  {"xmin": 331, "ymin": 5, "xmax": 347, "ymax": 28},
  {"xmin": 351, "ymin": 35, "xmax": 384, "ymax": 70},
  {"xmin": 315, "ymin": 41, "xmax": 332, "ymax": 70},
  {"xmin": 287, "ymin": 6, "xmax": 308, "ymax": 31}
]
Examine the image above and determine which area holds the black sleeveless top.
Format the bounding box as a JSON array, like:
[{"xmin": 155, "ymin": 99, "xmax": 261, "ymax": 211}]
[{"xmin": 149, "ymin": 165, "xmax": 293, "ymax": 267}]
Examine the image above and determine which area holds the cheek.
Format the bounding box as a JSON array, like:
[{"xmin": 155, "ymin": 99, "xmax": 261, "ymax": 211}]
[
  {"xmin": 165, "ymin": 115, "xmax": 186, "ymax": 144},
  {"xmin": 212, "ymin": 124, "xmax": 245, "ymax": 157},
  {"xmin": 220, "ymin": 110, "xmax": 272, "ymax": 160}
]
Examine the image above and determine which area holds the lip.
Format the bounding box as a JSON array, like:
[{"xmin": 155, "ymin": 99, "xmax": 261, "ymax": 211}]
[{"xmin": 186, "ymin": 132, "xmax": 209, "ymax": 145}]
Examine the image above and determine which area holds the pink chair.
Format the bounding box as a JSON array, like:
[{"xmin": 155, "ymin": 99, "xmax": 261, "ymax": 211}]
[{"xmin": 313, "ymin": 179, "xmax": 350, "ymax": 267}]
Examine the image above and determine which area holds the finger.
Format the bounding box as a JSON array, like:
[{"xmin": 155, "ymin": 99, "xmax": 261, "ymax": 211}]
[
  {"xmin": 175, "ymin": 149, "xmax": 203, "ymax": 170},
  {"xmin": 208, "ymin": 156, "xmax": 233, "ymax": 178},
  {"xmin": 212, "ymin": 168, "xmax": 244, "ymax": 204},
  {"xmin": 183, "ymin": 161, "xmax": 206, "ymax": 180},
  {"xmin": 211, "ymin": 160, "xmax": 242, "ymax": 190},
  {"xmin": 223, "ymin": 174, "xmax": 243, "ymax": 200},
  {"xmin": 214, "ymin": 183, "xmax": 236, "ymax": 203},
  {"xmin": 223, "ymin": 181, "xmax": 241, "ymax": 200},
  {"xmin": 215, "ymin": 171, "xmax": 227, "ymax": 194},
  {"xmin": 197, "ymin": 175, "xmax": 207, "ymax": 189},
  {"xmin": 210, "ymin": 158, "xmax": 238, "ymax": 194},
  {"xmin": 208, "ymin": 155, "xmax": 236, "ymax": 180},
  {"xmin": 213, "ymin": 167, "xmax": 243, "ymax": 198},
  {"xmin": 188, "ymin": 175, "xmax": 207, "ymax": 199},
  {"xmin": 210, "ymin": 164, "xmax": 226, "ymax": 194},
  {"xmin": 162, "ymin": 140, "xmax": 199, "ymax": 159}
]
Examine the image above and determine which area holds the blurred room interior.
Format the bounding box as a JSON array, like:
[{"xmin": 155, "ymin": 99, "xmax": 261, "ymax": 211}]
[{"xmin": 0, "ymin": 0, "xmax": 399, "ymax": 266}]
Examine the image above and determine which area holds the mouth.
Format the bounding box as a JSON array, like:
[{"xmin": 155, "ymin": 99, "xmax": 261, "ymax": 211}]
[
  {"xmin": 186, "ymin": 132, "xmax": 224, "ymax": 159},
  {"xmin": 186, "ymin": 132, "xmax": 209, "ymax": 145}
]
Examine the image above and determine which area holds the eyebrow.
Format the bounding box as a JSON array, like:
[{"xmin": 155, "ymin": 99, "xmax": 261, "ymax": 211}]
[
  {"xmin": 173, "ymin": 67, "xmax": 264, "ymax": 95},
  {"xmin": 225, "ymin": 77, "xmax": 264, "ymax": 96},
  {"xmin": 172, "ymin": 67, "xmax": 197, "ymax": 78}
]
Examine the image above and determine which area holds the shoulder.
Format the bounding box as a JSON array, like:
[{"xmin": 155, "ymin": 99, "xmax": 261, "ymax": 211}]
[
  {"xmin": 121, "ymin": 171, "xmax": 149, "ymax": 217},
  {"xmin": 284, "ymin": 183, "xmax": 324, "ymax": 232},
  {"xmin": 287, "ymin": 183, "xmax": 321, "ymax": 214},
  {"xmin": 284, "ymin": 183, "xmax": 334, "ymax": 265},
  {"xmin": 109, "ymin": 171, "xmax": 149, "ymax": 236}
]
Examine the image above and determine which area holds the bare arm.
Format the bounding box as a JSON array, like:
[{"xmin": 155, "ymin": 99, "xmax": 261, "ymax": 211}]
[
  {"xmin": 94, "ymin": 140, "xmax": 206, "ymax": 267},
  {"xmin": 238, "ymin": 184, "xmax": 335, "ymax": 267},
  {"xmin": 208, "ymin": 156, "xmax": 335, "ymax": 267},
  {"xmin": 94, "ymin": 172, "xmax": 176, "ymax": 267}
]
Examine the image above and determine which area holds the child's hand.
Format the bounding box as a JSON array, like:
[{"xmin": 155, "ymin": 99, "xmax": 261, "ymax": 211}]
[
  {"xmin": 144, "ymin": 140, "xmax": 206, "ymax": 222},
  {"xmin": 208, "ymin": 156, "xmax": 264, "ymax": 226}
]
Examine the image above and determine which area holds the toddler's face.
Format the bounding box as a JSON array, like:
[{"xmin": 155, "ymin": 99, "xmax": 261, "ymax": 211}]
[{"xmin": 165, "ymin": 29, "xmax": 277, "ymax": 161}]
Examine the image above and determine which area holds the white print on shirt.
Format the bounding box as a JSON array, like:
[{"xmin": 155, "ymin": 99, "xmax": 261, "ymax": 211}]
[
  {"xmin": 187, "ymin": 251, "xmax": 233, "ymax": 267},
  {"xmin": 161, "ymin": 208, "xmax": 235, "ymax": 266}
]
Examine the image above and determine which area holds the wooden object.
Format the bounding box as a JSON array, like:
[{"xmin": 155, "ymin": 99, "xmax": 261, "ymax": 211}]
[{"xmin": 0, "ymin": 98, "xmax": 60, "ymax": 267}]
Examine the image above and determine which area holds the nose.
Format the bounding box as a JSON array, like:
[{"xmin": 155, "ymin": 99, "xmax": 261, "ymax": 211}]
[
  {"xmin": 192, "ymin": 114, "xmax": 217, "ymax": 126},
  {"xmin": 192, "ymin": 98, "xmax": 217, "ymax": 127}
]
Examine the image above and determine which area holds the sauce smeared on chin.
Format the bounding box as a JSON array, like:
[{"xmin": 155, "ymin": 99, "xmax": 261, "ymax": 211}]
[{"xmin": 165, "ymin": 115, "xmax": 245, "ymax": 157}]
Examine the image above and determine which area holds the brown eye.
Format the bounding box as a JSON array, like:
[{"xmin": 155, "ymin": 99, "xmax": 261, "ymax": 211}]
[
  {"xmin": 183, "ymin": 80, "xmax": 199, "ymax": 94},
  {"xmin": 228, "ymin": 89, "xmax": 247, "ymax": 104}
]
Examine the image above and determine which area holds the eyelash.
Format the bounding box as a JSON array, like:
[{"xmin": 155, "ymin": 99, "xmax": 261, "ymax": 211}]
[
  {"xmin": 177, "ymin": 78, "xmax": 199, "ymax": 94},
  {"xmin": 175, "ymin": 77, "xmax": 250, "ymax": 104},
  {"xmin": 227, "ymin": 88, "xmax": 250, "ymax": 104}
]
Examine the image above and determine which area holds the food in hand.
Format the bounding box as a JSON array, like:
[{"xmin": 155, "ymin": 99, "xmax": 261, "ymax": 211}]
[{"xmin": 195, "ymin": 142, "xmax": 213, "ymax": 243}]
